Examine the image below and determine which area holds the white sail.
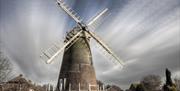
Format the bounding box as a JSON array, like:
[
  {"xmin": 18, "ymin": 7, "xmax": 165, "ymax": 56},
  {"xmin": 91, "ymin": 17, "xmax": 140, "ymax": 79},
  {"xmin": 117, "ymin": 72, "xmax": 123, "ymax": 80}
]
[
  {"xmin": 86, "ymin": 31, "xmax": 124, "ymax": 66},
  {"xmin": 40, "ymin": 30, "xmax": 83, "ymax": 64}
]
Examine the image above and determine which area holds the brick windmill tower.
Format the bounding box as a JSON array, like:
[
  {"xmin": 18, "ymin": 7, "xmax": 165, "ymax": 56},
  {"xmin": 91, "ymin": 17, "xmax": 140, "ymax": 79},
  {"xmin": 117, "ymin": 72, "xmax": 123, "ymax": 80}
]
[{"xmin": 40, "ymin": 0, "xmax": 124, "ymax": 91}]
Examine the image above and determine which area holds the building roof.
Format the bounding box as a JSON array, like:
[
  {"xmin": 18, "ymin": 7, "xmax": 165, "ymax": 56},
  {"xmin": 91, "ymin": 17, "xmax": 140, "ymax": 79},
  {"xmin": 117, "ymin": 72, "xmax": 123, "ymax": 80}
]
[{"xmin": 8, "ymin": 74, "xmax": 29, "ymax": 84}]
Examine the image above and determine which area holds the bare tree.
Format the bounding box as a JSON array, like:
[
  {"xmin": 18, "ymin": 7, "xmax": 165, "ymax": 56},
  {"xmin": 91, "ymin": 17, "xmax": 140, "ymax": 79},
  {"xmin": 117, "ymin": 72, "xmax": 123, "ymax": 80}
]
[
  {"xmin": 140, "ymin": 74, "xmax": 162, "ymax": 91},
  {"xmin": 0, "ymin": 51, "xmax": 12, "ymax": 82}
]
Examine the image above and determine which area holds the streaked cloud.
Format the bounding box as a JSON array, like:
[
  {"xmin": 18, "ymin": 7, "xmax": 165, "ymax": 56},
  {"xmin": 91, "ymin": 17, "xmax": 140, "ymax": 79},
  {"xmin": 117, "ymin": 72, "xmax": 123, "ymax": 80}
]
[{"xmin": 0, "ymin": 0, "xmax": 179, "ymax": 89}]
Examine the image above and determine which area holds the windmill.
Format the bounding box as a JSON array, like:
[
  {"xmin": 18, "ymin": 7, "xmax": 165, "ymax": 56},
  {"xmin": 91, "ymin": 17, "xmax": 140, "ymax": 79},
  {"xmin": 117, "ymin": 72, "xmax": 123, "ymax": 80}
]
[{"xmin": 40, "ymin": 0, "xmax": 125, "ymax": 91}]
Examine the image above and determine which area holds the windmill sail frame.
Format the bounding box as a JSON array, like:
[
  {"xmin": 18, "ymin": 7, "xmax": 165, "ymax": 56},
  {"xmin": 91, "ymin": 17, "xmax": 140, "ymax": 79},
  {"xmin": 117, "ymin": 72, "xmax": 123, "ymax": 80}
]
[{"xmin": 40, "ymin": 0, "xmax": 124, "ymax": 67}]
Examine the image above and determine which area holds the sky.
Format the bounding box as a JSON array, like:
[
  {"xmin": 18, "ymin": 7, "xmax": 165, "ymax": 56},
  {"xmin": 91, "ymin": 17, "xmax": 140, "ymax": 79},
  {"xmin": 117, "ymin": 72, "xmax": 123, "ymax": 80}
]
[{"xmin": 0, "ymin": 0, "xmax": 180, "ymax": 89}]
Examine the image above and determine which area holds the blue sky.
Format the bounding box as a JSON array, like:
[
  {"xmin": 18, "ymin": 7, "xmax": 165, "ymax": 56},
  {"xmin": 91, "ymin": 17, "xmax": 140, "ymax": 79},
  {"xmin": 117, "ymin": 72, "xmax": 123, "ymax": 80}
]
[{"xmin": 0, "ymin": 0, "xmax": 180, "ymax": 89}]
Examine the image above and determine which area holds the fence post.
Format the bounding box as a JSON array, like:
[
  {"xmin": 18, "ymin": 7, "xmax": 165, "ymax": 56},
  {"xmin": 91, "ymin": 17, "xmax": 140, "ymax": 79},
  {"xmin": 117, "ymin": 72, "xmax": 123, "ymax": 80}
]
[
  {"xmin": 64, "ymin": 78, "xmax": 66, "ymax": 90},
  {"xmin": 59, "ymin": 79, "xmax": 62, "ymax": 91},
  {"xmin": 79, "ymin": 83, "xmax": 81, "ymax": 91},
  {"xmin": 103, "ymin": 85, "xmax": 105, "ymax": 91},
  {"xmin": 69, "ymin": 83, "xmax": 71, "ymax": 91},
  {"xmin": 88, "ymin": 84, "xmax": 91, "ymax": 91},
  {"xmin": 60, "ymin": 83, "xmax": 62, "ymax": 91}
]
